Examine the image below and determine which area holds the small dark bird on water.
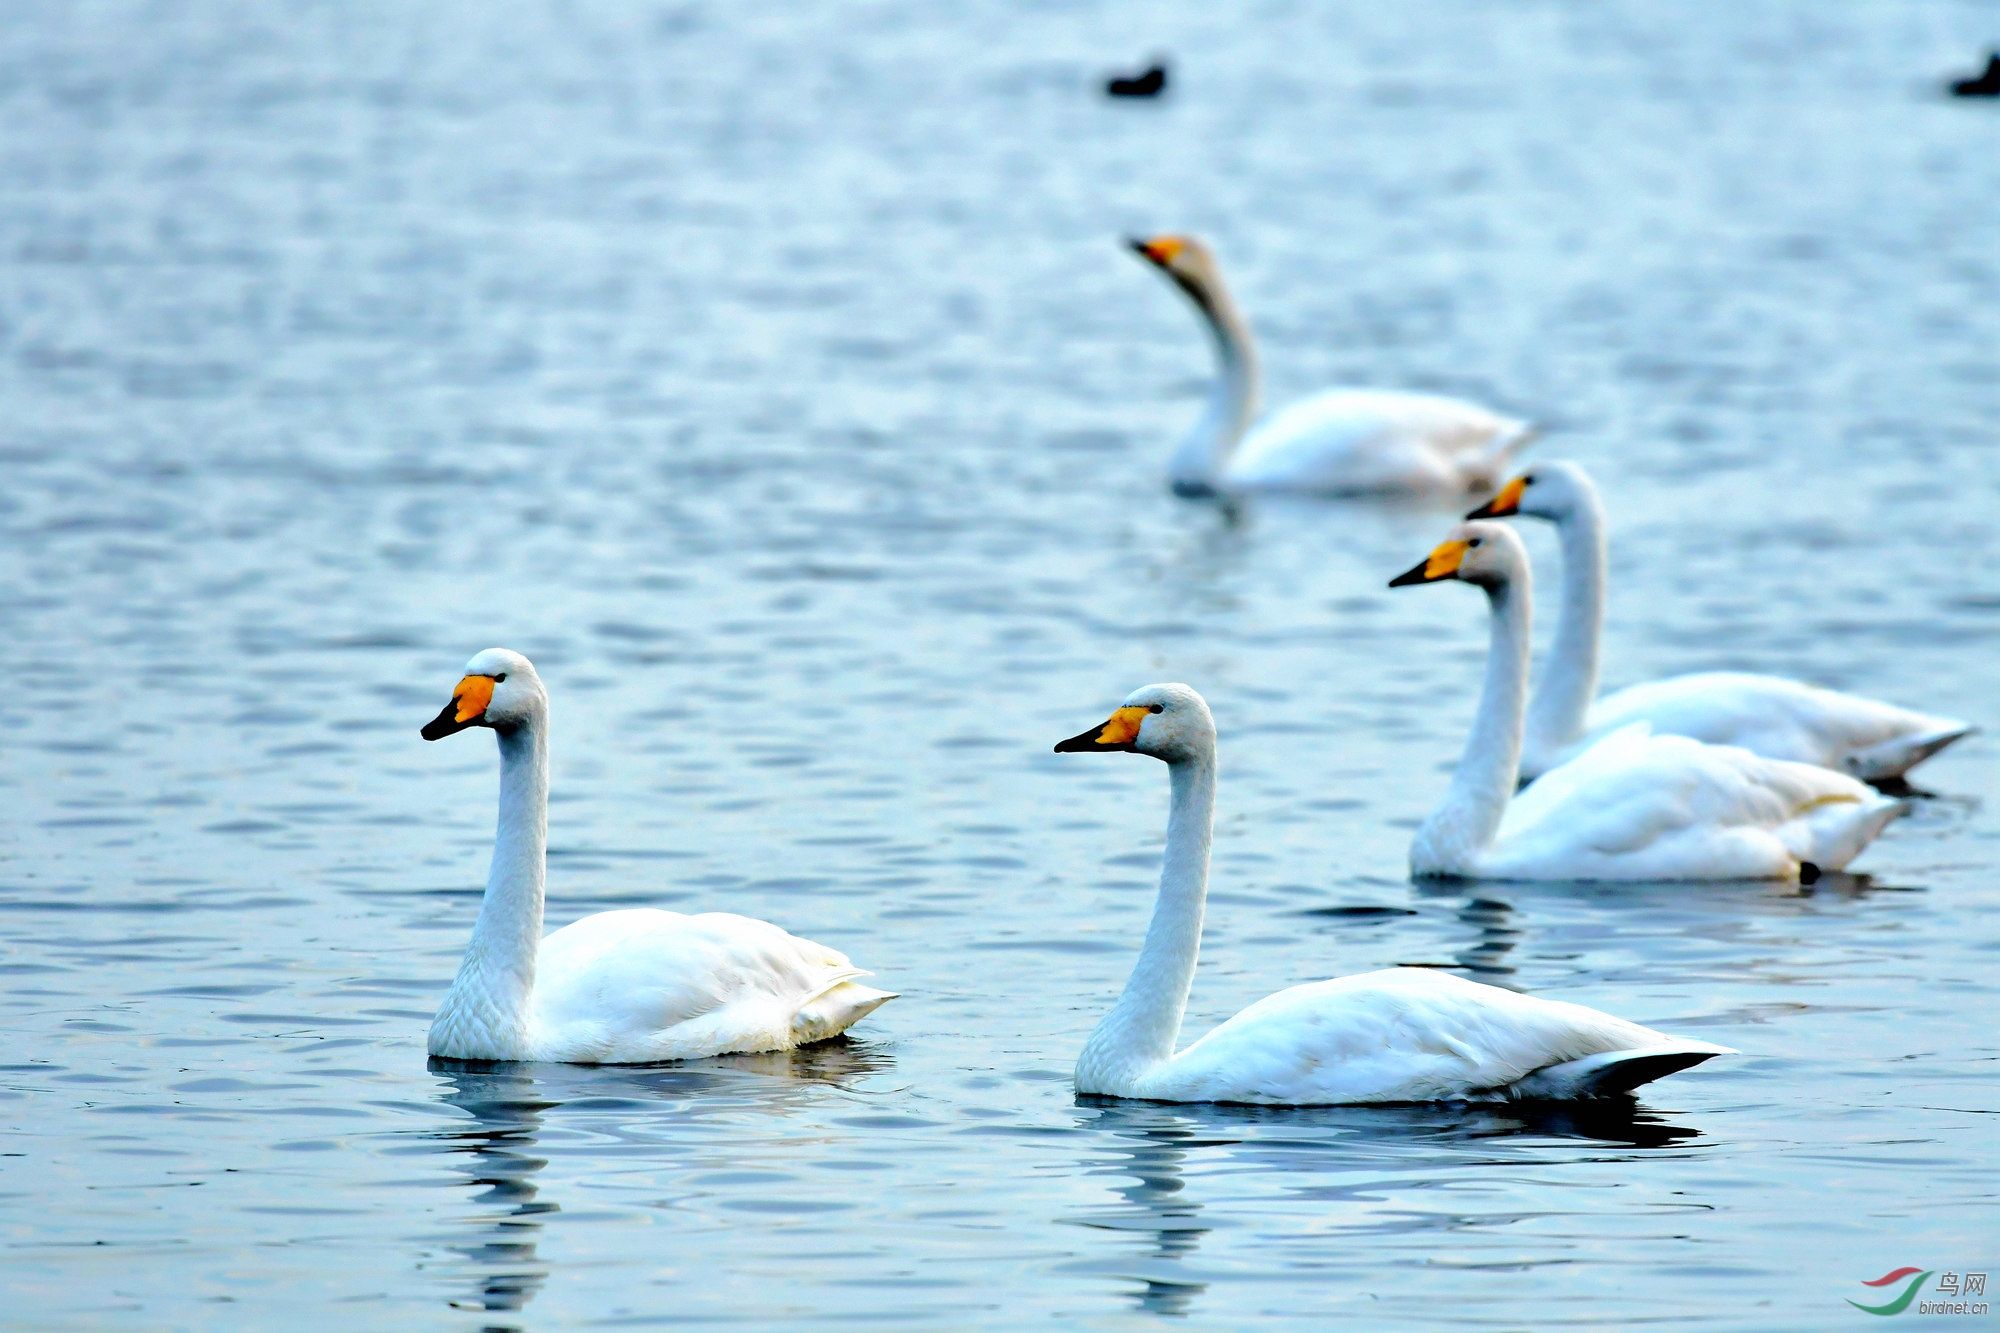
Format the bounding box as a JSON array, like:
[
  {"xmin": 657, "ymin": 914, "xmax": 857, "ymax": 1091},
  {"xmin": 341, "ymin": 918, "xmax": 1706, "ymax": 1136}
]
[
  {"xmin": 1949, "ymin": 51, "xmax": 2000, "ymax": 96},
  {"xmin": 1106, "ymin": 61, "xmax": 1169, "ymax": 98}
]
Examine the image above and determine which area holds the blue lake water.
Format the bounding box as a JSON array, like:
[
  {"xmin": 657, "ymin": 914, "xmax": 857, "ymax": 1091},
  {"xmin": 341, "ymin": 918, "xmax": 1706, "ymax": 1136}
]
[{"xmin": 1, "ymin": 2, "xmax": 1996, "ymax": 1328}]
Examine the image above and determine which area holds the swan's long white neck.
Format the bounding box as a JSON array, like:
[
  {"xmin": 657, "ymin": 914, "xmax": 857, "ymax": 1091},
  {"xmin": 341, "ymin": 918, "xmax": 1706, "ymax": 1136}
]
[
  {"xmin": 1525, "ymin": 487, "xmax": 1607, "ymax": 758},
  {"xmin": 430, "ymin": 717, "xmax": 547, "ymax": 1058},
  {"xmin": 1076, "ymin": 753, "xmax": 1215, "ymax": 1087},
  {"xmin": 1413, "ymin": 578, "xmax": 1531, "ymax": 876},
  {"xmin": 1170, "ymin": 280, "xmax": 1262, "ymax": 491}
]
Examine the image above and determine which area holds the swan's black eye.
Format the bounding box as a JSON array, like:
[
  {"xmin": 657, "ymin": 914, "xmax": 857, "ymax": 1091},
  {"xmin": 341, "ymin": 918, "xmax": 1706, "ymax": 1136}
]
[
  {"xmin": 1468, "ymin": 538, "xmax": 1482, "ymax": 547},
  {"xmin": 1523, "ymin": 475, "xmax": 1536, "ymax": 484},
  {"xmin": 1149, "ymin": 704, "xmax": 1164, "ymax": 714},
  {"xmin": 493, "ymin": 673, "xmax": 507, "ymax": 682}
]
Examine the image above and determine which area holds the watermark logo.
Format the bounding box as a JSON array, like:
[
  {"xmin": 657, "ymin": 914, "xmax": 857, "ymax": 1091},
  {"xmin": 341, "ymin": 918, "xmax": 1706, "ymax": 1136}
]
[{"xmin": 1848, "ymin": 1268, "xmax": 1987, "ymax": 1317}]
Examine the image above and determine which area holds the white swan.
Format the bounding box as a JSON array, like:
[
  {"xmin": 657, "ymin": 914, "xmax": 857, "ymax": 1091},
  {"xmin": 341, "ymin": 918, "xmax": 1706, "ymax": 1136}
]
[
  {"xmin": 1390, "ymin": 524, "xmax": 1906, "ymax": 881},
  {"xmin": 1468, "ymin": 461, "xmax": 1974, "ymax": 782},
  {"xmin": 1051, "ymin": 684, "xmax": 1734, "ymax": 1103},
  {"xmin": 1127, "ymin": 235, "xmax": 1534, "ymax": 497},
  {"xmin": 419, "ymin": 648, "xmax": 894, "ymax": 1063}
]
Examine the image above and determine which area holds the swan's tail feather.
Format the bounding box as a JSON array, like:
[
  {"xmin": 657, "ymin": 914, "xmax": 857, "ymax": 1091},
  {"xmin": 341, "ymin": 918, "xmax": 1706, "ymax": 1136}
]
[
  {"xmin": 1799, "ymin": 793, "xmax": 1908, "ymax": 872},
  {"xmin": 1844, "ymin": 721, "xmax": 1975, "ymax": 781},
  {"xmin": 791, "ymin": 980, "xmax": 897, "ymax": 1046},
  {"xmin": 1509, "ymin": 1041, "xmax": 1735, "ymax": 1099}
]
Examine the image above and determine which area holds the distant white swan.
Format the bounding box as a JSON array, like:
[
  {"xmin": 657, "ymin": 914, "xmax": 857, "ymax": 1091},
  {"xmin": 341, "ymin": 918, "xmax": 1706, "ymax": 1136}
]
[
  {"xmin": 1128, "ymin": 235, "xmax": 1534, "ymax": 497},
  {"xmin": 1390, "ymin": 524, "xmax": 1905, "ymax": 881},
  {"xmin": 420, "ymin": 648, "xmax": 893, "ymax": 1063},
  {"xmin": 1052, "ymin": 684, "xmax": 1734, "ymax": 1103},
  {"xmin": 1469, "ymin": 462, "xmax": 1973, "ymax": 781}
]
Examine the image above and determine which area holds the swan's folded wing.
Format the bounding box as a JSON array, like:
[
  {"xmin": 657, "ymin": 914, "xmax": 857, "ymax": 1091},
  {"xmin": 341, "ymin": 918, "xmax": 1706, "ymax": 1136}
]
[
  {"xmin": 1232, "ymin": 393, "xmax": 1407, "ymax": 486},
  {"xmin": 533, "ymin": 909, "xmax": 866, "ymax": 1058},
  {"xmin": 1587, "ymin": 674, "xmax": 1822, "ymax": 761},
  {"xmin": 1510, "ymin": 730, "xmax": 1777, "ymax": 850},
  {"xmin": 1498, "ymin": 722, "xmax": 1658, "ymax": 843},
  {"xmin": 1587, "ymin": 671, "xmax": 1969, "ymax": 774},
  {"xmin": 1694, "ymin": 745, "xmax": 1906, "ymax": 869},
  {"xmin": 1495, "ymin": 723, "xmax": 1793, "ymax": 867},
  {"xmin": 1159, "ymin": 968, "xmax": 1672, "ymax": 1104},
  {"xmin": 1232, "ymin": 390, "xmax": 1524, "ymax": 492},
  {"xmin": 1494, "ymin": 728, "xmax": 1893, "ymax": 879}
]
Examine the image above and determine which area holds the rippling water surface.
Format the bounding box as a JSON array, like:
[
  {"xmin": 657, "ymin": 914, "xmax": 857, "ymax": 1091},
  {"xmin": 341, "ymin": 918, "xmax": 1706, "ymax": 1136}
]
[{"xmin": 2, "ymin": 2, "xmax": 1997, "ymax": 1328}]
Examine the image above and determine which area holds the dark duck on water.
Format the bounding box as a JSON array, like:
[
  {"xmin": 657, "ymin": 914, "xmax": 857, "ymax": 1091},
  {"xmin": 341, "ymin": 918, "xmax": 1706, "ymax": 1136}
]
[
  {"xmin": 1105, "ymin": 60, "xmax": 1168, "ymax": 98},
  {"xmin": 1949, "ymin": 51, "xmax": 2000, "ymax": 96}
]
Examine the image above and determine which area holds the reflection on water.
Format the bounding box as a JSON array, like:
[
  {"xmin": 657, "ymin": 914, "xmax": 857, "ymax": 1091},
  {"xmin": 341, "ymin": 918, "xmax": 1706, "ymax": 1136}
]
[
  {"xmin": 1409, "ymin": 869, "xmax": 1930, "ymax": 928},
  {"xmin": 626, "ymin": 1037, "xmax": 899, "ymax": 1089},
  {"xmin": 426, "ymin": 1051, "xmax": 1710, "ymax": 1325},
  {"xmin": 1069, "ymin": 1095, "xmax": 1702, "ymax": 1317},
  {"xmin": 1072, "ymin": 1103, "xmax": 1216, "ymax": 1317},
  {"xmin": 1452, "ymin": 896, "xmax": 1522, "ymax": 978},
  {"xmin": 424, "ymin": 1041, "xmax": 896, "ymax": 1326},
  {"xmin": 432, "ymin": 1065, "xmax": 557, "ymax": 1325}
]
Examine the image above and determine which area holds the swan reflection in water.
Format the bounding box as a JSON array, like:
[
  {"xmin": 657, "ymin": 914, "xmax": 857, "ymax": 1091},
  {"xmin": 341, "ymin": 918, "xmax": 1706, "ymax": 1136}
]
[
  {"xmin": 1406, "ymin": 869, "xmax": 1912, "ymax": 991},
  {"xmin": 1069, "ymin": 1101, "xmax": 1217, "ymax": 1317},
  {"xmin": 424, "ymin": 1039, "xmax": 892, "ymax": 1328},
  {"xmin": 1069, "ymin": 1095, "xmax": 1702, "ymax": 1319},
  {"xmin": 429, "ymin": 1062, "xmax": 555, "ymax": 1322}
]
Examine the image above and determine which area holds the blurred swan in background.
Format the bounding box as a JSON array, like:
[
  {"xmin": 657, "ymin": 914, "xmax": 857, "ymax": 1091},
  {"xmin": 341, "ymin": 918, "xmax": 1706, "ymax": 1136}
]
[
  {"xmin": 420, "ymin": 648, "xmax": 893, "ymax": 1063},
  {"xmin": 1470, "ymin": 462, "xmax": 1972, "ymax": 782},
  {"xmin": 1390, "ymin": 523, "xmax": 1906, "ymax": 881},
  {"xmin": 1127, "ymin": 234, "xmax": 1533, "ymax": 497},
  {"xmin": 1051, "ymin": 683, "xmax": 1733, "ymax": 1103}
]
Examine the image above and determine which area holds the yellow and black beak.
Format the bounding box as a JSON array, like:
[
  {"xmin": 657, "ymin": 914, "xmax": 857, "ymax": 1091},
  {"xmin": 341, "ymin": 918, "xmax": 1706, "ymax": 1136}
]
[
  {"xmin": 1054, "ymin": 705, "xmax": 1151, "ymax": 754},
  {"xmin": 1388, "ymin": 539, "xmax": 1471, "ymax": 588},
  {"xmin": 421, "ymin": 675, "xmax": 497, "ymax": 741},
  {"xmin": 1126, "ymin": 235, "xmax": 1184, "ymax": 269},
  {"xmin": 1465, "ymin": 475, "xmax": 1527, "ymax": 520}
]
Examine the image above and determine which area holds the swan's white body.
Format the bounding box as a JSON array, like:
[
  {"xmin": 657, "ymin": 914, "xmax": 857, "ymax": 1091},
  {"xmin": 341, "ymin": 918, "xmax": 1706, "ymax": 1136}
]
[
  {"xmin": 1056, "ymin": 685, "xmax": 1733, "ymax": 1104},
  {"xmin": 1578, "ymin": 674, "xmax": 1971, "ymax": 782},
  {"xmin": 1397, "ymin": 524, "xmax": 1905, "ymax": 881},
  {"xmin": 1131, "ymin": 236, "xmax": 1532, "ymax": 497},
  {"xmin": 1482, "ymin": 463, "xmax": 1972, "ymax": 782},
  {"xmin": 423, "ymin": 649, "xmax": 893, "ymax": 1064}
]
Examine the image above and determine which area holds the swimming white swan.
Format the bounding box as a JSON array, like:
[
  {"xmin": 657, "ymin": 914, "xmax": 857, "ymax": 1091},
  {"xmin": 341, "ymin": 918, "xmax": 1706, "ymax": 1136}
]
[
  {"xmin": 420, "ymin": 648, "xmax": 894, "ymax": 1063},
  {"xmin": 1390, "ymin": 524, "xmax": 1906, "ymax": 881},
  {"xmin": 1128, "ymin": 235, "xmax": 1534, "ymax": 497},
  {"xmin": 1052, "ymin": 684, "xmax": 1734, "ymax": 1103},
  {"xmin": 1467, "ymin": 461, "xmax": 1974, "ymax": 782}
]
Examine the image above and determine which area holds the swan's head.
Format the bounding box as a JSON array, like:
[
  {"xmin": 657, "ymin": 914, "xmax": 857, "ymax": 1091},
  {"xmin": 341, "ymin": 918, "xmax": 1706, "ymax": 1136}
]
[
  {"xmin": 1388, "ymin": 520, "xmax": 1528, "ymax": 592},
  {"xmin": 1054, "ymin": 682, "xmax": 1214, "ymax": 765},
  {"xmin": 421, "ymin": 648, "xmax": 546, "ymax": 740},
  {"xmin": 1128, "ymin": 234, "xmax": 1224, "ymax": 315},
  {"xmin": 1465, "ymin": 460, "xmax": 1593, "ymax": 523}
]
